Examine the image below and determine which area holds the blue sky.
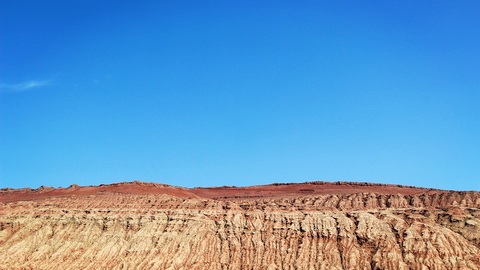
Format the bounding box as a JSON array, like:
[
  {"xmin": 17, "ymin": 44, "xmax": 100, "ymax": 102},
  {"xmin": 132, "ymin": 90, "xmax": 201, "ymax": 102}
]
[{"xmin": 1, "ymin": 1, "xmax": 479, "ymax": 190}]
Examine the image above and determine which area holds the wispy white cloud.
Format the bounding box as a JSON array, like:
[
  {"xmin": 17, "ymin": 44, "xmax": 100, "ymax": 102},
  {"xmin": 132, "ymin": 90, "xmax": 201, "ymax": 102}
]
[{"xmin": 0, "ymin": 80, "xmax": 51, "ymax": 92}]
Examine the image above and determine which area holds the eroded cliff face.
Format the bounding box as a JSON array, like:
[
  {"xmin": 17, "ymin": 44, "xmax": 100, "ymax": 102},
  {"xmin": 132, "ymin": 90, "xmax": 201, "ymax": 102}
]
[{"xmin": 0, "ymin": 181, "xmax": 479, "ymax": 269}]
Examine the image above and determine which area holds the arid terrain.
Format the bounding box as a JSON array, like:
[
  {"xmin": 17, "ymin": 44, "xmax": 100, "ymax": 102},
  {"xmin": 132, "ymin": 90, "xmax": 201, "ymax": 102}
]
[{"xmin": 1, "ymin": 181, "xmax": 479, "ymax": 269}]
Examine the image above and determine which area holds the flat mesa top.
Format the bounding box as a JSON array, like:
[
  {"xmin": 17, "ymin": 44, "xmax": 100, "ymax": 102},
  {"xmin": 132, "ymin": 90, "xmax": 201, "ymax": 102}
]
[{"xmin": 0, "ymin": 181, "xmax": 447, "ymax": 203}]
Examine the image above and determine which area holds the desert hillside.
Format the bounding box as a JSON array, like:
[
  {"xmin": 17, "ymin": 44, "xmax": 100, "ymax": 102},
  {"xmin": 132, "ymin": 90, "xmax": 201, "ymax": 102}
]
[{"xmin": 1, "ymin": 181, "xmax": 479, "ymax": 269}]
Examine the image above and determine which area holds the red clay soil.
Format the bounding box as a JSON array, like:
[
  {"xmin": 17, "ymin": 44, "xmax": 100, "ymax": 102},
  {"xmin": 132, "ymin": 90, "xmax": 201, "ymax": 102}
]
[
  {"xmin": 0, "ymin": 181, "xmax": 198, "ymax": 203},
  {"xmin": 191, "ymin": 181, "xmax": 438, "ymax": 200},
  {"xmin": 0, "ymin": 180, "xmax": 442, "ymax": 203}
]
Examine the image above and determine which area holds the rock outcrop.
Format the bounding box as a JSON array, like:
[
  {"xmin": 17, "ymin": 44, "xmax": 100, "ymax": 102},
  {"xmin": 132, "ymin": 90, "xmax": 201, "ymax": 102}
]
[{"xmin": 0, "ymin": 181, "xmax": 479, "ymax": 269}]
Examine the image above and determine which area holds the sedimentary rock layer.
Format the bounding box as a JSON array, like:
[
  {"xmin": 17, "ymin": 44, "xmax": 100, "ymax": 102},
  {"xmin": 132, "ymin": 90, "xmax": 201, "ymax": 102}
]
[{"xmin": 0, "ymin": 181, "xmax": 479, "ymax": 269}]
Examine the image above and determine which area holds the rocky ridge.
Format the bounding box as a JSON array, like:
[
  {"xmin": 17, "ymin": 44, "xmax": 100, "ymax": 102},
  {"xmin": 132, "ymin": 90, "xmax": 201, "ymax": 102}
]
[{"xmin": 1, "ymin": 181, "xmax": 479, "ymax": 269}]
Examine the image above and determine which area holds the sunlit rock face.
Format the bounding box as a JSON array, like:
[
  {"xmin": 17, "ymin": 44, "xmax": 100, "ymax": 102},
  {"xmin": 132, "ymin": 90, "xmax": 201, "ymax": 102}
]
[{"xmin": 1, "ymin": 181, "xmax": 479, "ymax": 269}]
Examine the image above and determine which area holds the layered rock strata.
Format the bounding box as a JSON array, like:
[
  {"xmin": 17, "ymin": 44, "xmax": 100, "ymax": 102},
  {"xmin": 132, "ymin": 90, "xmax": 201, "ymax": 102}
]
[{"xmin": 0, "ymin": 181, "xmax": 479, "ymax": 269}]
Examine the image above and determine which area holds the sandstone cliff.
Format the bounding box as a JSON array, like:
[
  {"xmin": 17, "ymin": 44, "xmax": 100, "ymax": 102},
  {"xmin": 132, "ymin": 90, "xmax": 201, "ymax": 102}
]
[{"xmin": 1, "ymin": 181, "xmax": 479, "ymax": 269}]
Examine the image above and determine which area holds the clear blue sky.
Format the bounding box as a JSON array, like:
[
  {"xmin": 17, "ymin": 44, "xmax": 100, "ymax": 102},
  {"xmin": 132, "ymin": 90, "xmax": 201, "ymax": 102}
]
[{"xmin": 1, "ymin": 1, "xmax": 479, "ymax": 190}]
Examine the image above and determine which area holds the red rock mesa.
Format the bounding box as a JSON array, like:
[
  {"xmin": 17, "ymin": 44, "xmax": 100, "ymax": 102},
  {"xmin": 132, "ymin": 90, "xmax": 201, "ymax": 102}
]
[{"xmin": 1, "ymin": 181, "xmax": 479, "ymax": 269}]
